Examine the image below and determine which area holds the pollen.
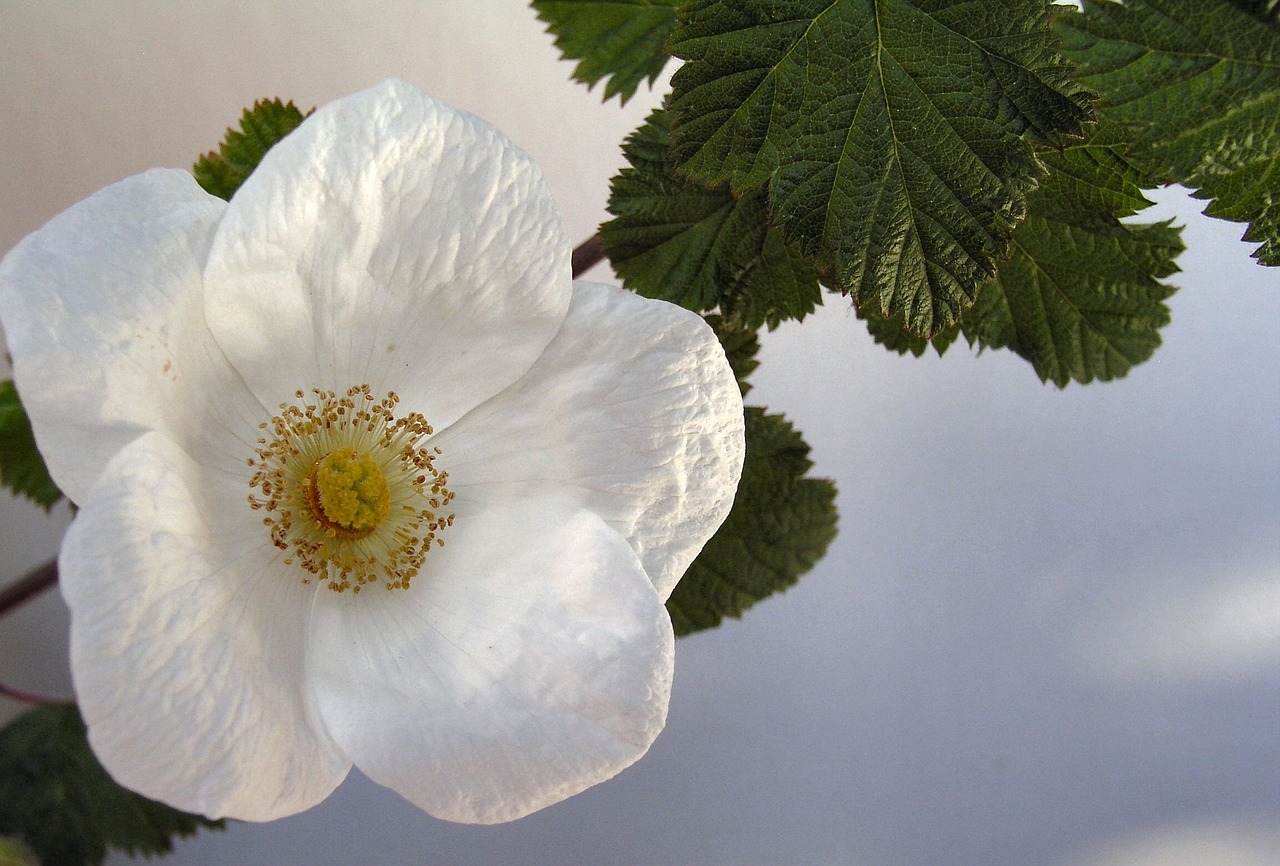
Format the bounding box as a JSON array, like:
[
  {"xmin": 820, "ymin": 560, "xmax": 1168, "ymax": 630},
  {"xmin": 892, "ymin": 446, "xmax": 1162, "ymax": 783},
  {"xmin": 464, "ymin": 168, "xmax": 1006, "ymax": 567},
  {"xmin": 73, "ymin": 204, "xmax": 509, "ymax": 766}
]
[{"xmin": 247, "ymin": 385, "xmax": 455, "ymax": 593}]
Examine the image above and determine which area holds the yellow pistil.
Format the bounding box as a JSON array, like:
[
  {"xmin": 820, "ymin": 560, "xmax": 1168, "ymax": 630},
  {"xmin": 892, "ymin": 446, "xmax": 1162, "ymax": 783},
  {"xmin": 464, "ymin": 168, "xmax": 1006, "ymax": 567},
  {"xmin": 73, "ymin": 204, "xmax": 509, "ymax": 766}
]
[
  {"xmin": 247, "ymin": 385, "xmax": 455, "ymax": 593},
  {"xmin": 307, "ymin": 448, "xmax": 391, "ymax": 539}
]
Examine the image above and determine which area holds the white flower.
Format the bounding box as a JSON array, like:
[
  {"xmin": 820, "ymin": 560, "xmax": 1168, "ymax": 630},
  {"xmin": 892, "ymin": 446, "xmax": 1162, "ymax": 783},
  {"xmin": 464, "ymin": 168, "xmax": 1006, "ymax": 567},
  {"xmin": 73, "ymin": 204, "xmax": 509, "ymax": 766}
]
[{"xmin": 0, "ymin": 80, "xmax": 744, "ymax": 824}]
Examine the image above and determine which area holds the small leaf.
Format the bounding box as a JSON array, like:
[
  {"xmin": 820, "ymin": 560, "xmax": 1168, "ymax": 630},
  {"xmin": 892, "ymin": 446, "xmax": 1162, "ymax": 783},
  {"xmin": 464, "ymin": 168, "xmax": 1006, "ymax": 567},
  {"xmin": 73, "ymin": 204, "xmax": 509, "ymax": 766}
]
[
  {"xmin": 603, "ymin": 109, "xmax": 822, "ymax": 330},
  {"xmin": 667, "ymin": 0, "xmax": 1094, "ymax": 335},
  {"xmin": 668, "ymin": 407, "xmax": 837, "ymax": 636},
  {"xmin": 0, "ymin": 381, "xmax": 62, "ymax": 510},
  {"xmin": 193, "ymin": 98, "xmax": 309, "ymax": 201},
  {"xmin": 958, "ymin": 123, "xmax": 1183, "ymax": 385},
  {"xmin": 532, "ymin": 0, "xmax": 679, "ymax": 104},
  {"xmin": 1058, "ymin": 0, "xmax": 1280, "ymax": 264},
  {"xmin": 0, "ymin": 704, "xmax": 225, "ymax": 866}
]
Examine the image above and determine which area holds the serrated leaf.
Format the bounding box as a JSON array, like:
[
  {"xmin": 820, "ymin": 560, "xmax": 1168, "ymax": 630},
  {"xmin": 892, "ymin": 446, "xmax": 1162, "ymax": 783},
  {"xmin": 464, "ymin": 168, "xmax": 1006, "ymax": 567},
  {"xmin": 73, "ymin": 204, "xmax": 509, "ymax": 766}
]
[
  {"xmin": 603, "ymin": 108, "xmax": 822, "ymax": 329},
  {"xmin": 667, "ymin": 407, "xmax": 837, "ymax": 636},
  {"xmin": 0, "ymin": 704, "xmax": 224, "ymax": 866},
  {"xmin": 1058, "ymin": 0, "xmax": 1280, "ymax": 264},
  {"xmin": 0, "ymin": 381, "xmax": 62, "ymax": 509},
  {"xmin": 532, "ymin": 0, "xmax": 679, "ymax": 103},
  {"xmin": 857, "ymin": 305, "xmax": 960, "ymax": 357},
  {"xmin": 704, "ymin": 313, "xmax": 760, "ymax": 395},
  {"xmin": 193, "ymin": 98, "xmax": 308, "ymax": 201},
  {"xmin": 958, "ymin": 123, "xmax": 1183, "ymax": 385},
  {"xmin": 667, "ymin": 0, "xmax": 1094, "ymax": 336}
]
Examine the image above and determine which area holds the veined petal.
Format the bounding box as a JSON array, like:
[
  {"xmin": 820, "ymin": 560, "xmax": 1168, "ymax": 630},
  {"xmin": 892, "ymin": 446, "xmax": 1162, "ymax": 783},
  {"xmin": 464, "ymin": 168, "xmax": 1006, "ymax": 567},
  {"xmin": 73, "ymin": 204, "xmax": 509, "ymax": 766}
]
[
  {"xmin": 308, "ymin": 499, "xmax": 674, "ymax": 824},
  {"xmin": 0, "ymin": 170, "xmax": 258, "ymax": 503},
  {"xmin": 61, "ymin": 432, "xmax": 350, "ymax": 821},
  {"xmin": 433, "ymin": 282, "xmax": 745, "ymax": 600},
  {"xmin": 204, "ymin": 79, "xmax": 572, "ymax": 430}
]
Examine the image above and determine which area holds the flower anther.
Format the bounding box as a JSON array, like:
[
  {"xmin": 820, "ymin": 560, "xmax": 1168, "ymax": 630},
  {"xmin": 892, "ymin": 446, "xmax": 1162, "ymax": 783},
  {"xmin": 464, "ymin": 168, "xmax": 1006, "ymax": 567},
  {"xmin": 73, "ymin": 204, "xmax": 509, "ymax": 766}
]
[{"xmin": 249, "ymin": 386, "xmax": 453, "ymax": 593}]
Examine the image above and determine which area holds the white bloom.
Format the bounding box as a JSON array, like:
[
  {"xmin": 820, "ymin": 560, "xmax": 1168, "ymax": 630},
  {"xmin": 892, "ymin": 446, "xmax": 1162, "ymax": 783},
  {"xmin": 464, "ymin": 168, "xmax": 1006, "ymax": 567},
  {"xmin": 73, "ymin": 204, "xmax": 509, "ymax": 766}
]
[{"xmin": 0, "ymin": 80, "xmax": 744, "ymax": 824}]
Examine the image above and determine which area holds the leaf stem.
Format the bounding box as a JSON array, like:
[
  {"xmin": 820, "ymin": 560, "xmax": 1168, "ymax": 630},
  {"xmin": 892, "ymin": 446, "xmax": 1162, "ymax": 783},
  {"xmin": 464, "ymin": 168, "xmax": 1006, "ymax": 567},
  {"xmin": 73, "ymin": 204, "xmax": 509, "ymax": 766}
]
[
  {"xmin": 0, "ymin": 559, "xmax": 57, "ymax": 620},
  {"xmin": 0, "ymin": 680, "xmax": 55, "ymax": 705},
  {"xmin": 571, "ymin": 233, "xmax": 605, "ymax": 277}
]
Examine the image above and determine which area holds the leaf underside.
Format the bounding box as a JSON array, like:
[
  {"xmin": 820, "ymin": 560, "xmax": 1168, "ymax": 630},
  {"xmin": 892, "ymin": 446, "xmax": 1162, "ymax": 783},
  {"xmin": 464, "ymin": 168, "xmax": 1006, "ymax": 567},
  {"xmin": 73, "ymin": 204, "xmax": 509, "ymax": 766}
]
[
  {"xmin": 667, "ymin": 0, "xmax": 1094, "ymax": 336},
  {"xmin": 532, "ymin": 0, "xmax": 680, "ymax": 103},
  {"xmin": 1058, "ymin": 0, "xmax": 1280, "ymax": 265}
]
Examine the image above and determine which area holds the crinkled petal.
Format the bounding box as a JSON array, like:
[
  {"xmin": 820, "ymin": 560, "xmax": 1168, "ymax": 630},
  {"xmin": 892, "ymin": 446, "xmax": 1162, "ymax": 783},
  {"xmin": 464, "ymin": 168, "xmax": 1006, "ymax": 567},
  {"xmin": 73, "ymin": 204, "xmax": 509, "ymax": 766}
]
[
  {"xmin": 432, "ymin": 282, "xmax": 745, "ymax": 600},
  {"xmin": 204, "ymin": 79, "xmax": 571, "ymax": 430},
  {"xmin": 307, "ymin": 498, "xmax": 674, "ymax": 824},
  {"xmin": 0, "ymin": 169, "xmax": 259, "ymax": 503},
  {"xmin": 60, "ymin": 432, "xmax": 350, "ymax": 821}
]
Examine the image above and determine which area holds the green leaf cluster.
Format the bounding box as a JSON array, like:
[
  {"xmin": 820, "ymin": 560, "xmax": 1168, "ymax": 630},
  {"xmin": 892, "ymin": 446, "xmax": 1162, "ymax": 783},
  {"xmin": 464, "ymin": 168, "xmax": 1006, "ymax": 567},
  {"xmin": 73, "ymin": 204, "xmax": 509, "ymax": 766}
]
[
  {"xmin": 193, "ymin": 98, "xmax": 308, "ymax": 201},
  {"xmin": 0, "ymin": 704, "xmax": 224, "ymax": 866},
  {"xmin": 0, "ymin": 381, "xmax": 61, "ymax": 510},
  {"xmin": 1059, "ymin": 0, "xmax": 1280, "ymax": 265}
]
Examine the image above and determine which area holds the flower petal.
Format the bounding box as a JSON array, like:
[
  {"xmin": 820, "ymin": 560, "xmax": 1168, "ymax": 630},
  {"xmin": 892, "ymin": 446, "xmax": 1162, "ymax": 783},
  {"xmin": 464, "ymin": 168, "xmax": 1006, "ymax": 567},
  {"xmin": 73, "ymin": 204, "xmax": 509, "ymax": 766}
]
[
  {"xmin": 60, "ymin": 432, "xmax": 350, "ymax": 821},
  {"xmin": 432, "ymin": 282, "xmax": 745, "ymax": 600},
  {"xmin": 0, "ymin": 169, "xmax": 258, "ymax": 503},
  {"xmin": 307, "ymin": 498, "xmax": 674, "ymax": 824},
  {"xmin": 203, "ymin": 79, "xmax": 572, "ymax": 430}
]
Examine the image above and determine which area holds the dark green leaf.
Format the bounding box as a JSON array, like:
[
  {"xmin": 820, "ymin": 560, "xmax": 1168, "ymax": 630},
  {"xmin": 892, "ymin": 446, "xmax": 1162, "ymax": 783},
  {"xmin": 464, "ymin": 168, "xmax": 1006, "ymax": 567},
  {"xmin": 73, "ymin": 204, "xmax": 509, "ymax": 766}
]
[
  {"xmin": 667, "ymin": 0, "xmax": 1094, "ymax": 335},
  {"xmin": 857, "ymin": 305, "xmax": 960, "ymax": 357},
  {"xmin": 704, "ymin": 313, "xmax": 760, "ymax": 395},
  {"xmin": 957, "ymin": 122, "xmax": 1183, "ymax": 385},
  {"xmin": 668, "ymin": 407, "xmax": 837, "ymax": 636},
  {"xmin": 602, "ymin": 108, "xmax": 822, "ymax": 329},
  {"xmin": 0, "ymin": 381, "xmax": 61, "ymax": 510},
  {"xmin": 0, "ymin": 704, "xmax": 224, "ymax": 866},
  {"xmin": 1058, "ymin": 0, "xmax": 1280, "ymax": 264},
  {"xmin": 532, "ymin": 0, "xmax": 679, "ymax": 103},
  {"xmin": 193, "ymin": 98, "xmax": 309, "ymax": 201}
]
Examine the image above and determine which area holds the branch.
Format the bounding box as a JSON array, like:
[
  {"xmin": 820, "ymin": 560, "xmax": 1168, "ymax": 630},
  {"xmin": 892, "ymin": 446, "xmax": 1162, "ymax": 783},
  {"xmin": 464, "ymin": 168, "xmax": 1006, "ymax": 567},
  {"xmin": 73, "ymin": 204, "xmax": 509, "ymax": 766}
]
[
  {"xmin": 0, "ymin": 559, "xmax": 57, "ymax": 619},
  {"xmin": 571, "ymin": 234, "xmax": 605, "ymax": 277}
]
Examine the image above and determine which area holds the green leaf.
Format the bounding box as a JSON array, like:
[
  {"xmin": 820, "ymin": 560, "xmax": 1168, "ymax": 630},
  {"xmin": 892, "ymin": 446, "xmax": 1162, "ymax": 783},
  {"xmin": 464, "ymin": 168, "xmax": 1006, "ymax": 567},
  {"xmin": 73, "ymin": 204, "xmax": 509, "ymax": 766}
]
[
  {"xmin": 0, "ymin": 381, "xmax": 61, "ymax": 510},
  {"xmin": 704, "ymin": 313, "xmax": 761, "ymax": 396},
  {"xmin": 666, "ymin": 0, "xmax": 1094, "ymax": 335},
  {"xmin": 193, "ymin": 98, "xmax": 309, "ymax": 201},
  {"xmin": 532, "ymin": 0, "xmax": 679, "ymax": 104},
  {"xmin": 0, "ymin": 837, "xmax": 37, "ymax": 866},
  {"xmin": 0, "ymin": 704, "xmax": 224, "ymax": 866},
  {"xmin": 667, "ymin": 407, "xmax": 837, "ymax": 636},
  {"xmin": 602, "ymin": 108, "xmax": 822, "ymax": 329},
  {"xmin": 857, "ymin": 305, "xmax": 960, "ymax": 357},
  {"xmin": 956, "ymin": 122, "xmax": 1183, "ymax": 385},
  {"xmin": 1058, "ymin": 0, "xmax": 1280, "ymax": 264}
]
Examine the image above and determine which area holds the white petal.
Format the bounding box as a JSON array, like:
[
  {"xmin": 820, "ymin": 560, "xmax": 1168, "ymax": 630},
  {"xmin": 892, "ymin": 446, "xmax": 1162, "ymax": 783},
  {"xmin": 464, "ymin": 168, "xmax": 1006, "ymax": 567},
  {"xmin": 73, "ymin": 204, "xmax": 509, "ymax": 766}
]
[
  {"xmin": 61, "ymin": 432, "xmax": 350, "ymax": 821},
  {"xmin": 433, "ymin": 282, "xmax": 745, "ymax": 600},
  {"xmin": 204, "ymin": 79, "xmax": 571, "ymax": 430},
  {"xmin": 0, "ymin": 169, "xmax": 258, "ymax": 503},
  {"xmin": 308, "ymin": 499, "xmax": 674, "ymax": 824}
]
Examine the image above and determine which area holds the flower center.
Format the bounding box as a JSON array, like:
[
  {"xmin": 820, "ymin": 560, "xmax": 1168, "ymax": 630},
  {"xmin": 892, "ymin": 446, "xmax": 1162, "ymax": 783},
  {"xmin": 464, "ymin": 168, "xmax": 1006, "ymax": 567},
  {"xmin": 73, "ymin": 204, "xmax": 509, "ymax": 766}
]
[
  {"xmin": 248, "ymin": 386, "xmax": 455, "ymax": 594},
  {"xmin": 306, "ymin": 448, "xmax": 391, "ymax": 539}
]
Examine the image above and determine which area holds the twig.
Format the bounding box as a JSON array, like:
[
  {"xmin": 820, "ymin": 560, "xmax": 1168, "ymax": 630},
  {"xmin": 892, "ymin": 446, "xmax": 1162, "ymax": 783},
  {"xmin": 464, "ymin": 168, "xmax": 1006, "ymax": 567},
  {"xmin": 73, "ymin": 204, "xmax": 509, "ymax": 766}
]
[
  {"xmin": 571, "ymin": 234, "xmax": 605, "ymax": 278},
  {"xmin": 0, "ymin": 680, "xmax": 55, "ymax": 706},
  {"xmin": 0, "ymin": 558, "xmax": 57, "ymax": 620}
]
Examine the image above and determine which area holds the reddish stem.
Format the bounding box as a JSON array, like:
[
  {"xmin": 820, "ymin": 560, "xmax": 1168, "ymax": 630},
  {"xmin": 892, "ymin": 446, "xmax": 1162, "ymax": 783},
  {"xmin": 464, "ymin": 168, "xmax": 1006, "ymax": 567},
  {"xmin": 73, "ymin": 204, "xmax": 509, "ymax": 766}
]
[
  {"xmin": 571, "ymin": 234, "xmax": 605, "ymax": 278},
  {"xmin": 0, "ymin": 559, "xmax": 57, "ymax": 620}
]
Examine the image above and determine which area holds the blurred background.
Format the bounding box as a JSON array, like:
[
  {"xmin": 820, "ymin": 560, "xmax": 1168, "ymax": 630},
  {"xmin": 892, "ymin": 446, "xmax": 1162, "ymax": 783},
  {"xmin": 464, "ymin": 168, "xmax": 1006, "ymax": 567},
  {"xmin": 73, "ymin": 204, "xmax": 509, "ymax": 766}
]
[{"xmin": 1, "ymin": 3, "xmax": 1277, "ymax": 864}]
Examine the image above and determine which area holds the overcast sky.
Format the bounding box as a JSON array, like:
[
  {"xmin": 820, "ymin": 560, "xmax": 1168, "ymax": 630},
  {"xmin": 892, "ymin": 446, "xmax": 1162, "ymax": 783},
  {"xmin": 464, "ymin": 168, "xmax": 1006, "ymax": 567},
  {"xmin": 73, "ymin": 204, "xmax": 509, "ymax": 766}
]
[{"xmin": 1, "ymin": 4, "xmax": 1277, "ymax": 865}]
